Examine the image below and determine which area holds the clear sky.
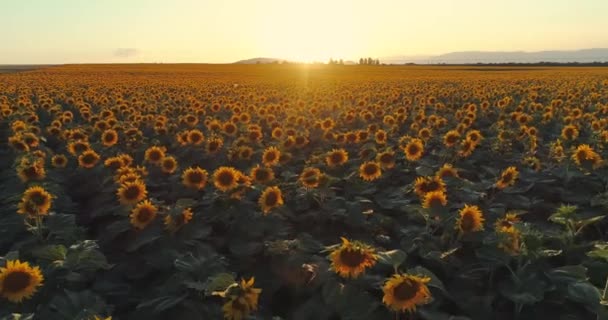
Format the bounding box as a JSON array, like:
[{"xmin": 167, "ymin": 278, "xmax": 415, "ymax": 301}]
[{"xmin": 1, "ymin": 0, "xmax": 607, "ymax": 64}]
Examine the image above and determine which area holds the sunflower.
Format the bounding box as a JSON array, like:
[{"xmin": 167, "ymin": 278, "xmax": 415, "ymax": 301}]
[
  {"xmin": 101, "ymin": 129, "xmax": 118, "ymax": 147},
  {"xmin": 414, "ymin": 176, "xmax": 446, "ymax": 197},
  {"xmin": 404, "ymin": 138, "xmax": 424, "ymax": 161},
  {"xmin": 329, "ymin": 237, "xmax": 377, "ymax": 278},
  {"xmin": 51, "ymin": 154, "xmax": 68, "ymax": 168},
  {"xmin": 259, "ymin": 186, "xmax": 284, "ymax": 214},
  {"xmin": 262, "ymin": 146, "xmax": 281, "ymax": 167},
  {"xmin": 187, "ymin": 129, "xmax": 205, "ymax": 145},
  {"xmin": 497, "ymin": 228, "xmax": 521, "ymax": 255},
  {"xmin": 422, "ymin": 191, "xmax": 447, "ymax": 209},
  {"xmin": 17, "ymin": 186, "xmax": 53, "ymax": 216},
  {"xmin": 494, "ymin": 212, "xmax": 520, "ymax": 232},
  {"xmin": 375, "ymin": 129, "xmax": 388, "ymax": 144},
  {"xmin": 67, "ymin": 140, "xmax": 90, "ymax": 155},
  {"xmin": 571, "ymin": 144, "xmax": 602, "ymax": 170},
  {"xmin": 376, "ymin": 150, "xmax": 396, "ymax": 169},
  {"xmin": 129, "ymin": 200, "xmax": 157, "ymax": 229},
  {"xmin": 271, "ymin": 127, "xmax": 284, "ymax": 140},
  {"xmin": 206, "ymin": 137, "xmax": 224, "ymax": 154},
  {"xmin": 8, "ymin": 136, "xmax": 29, "ymax": 152},
  {"xmin": 561, "ymin": 124, "xmax": 579, "ymax": 141},
  {"xmin": 359, "ymin": 161, "xmax": 382, "ymax": 181},
  {"xmin": 144, "ymin": 146, "xmax": 166, "ymax": 165},
  {"xmin": 466, "ymin": 130, "xmax": 483, "ymax": 144},
  {"xmin": 17, "ymin": 158, "xmax": 46, "ymax": 182},
  {"xmin": 116, "ymin": 181, "xmax": 147, "ymax": 205},
  {"xmin": 78, "ymin": 150, "xmax": 100, "ymax": 169},
  {"xmin": 0, "ymin": 260, "xmax": 44, "ymax": 303},
  {"xmin": 223, "ymin": 122, "xmax": 238, "ymax": 136},
  {"xmin": 164, "ymin": 208, "xmax": 194, "ymax": 233},
  {"xmin": 382, "ymin": 274, "xmax": 432, "ymax": 313},
  {"xmin": 213, "ymin": 166, "xmax": 240, "ymax": 192},
  {"xmin": 238, "ymin": 146, "xmax": 254, "ymax": 160},
  {"xmin": 182, "ymin": 166, "xmax": 209, "ymax": 190},
  {"xmin": 299, "ymin": 167, "xmax": 322, "ymax": 188},
  {"xmin": 326, "ymin": 149, "xmax": 349, "ymax": 167},
  {"xmin": 456, "ymin": 204, "xmax": 485, "ymax": 234},
  {"xmin": 104, "ymin": 156, "xmax": 124, "ymax": 171},
  {"xmin": 221, "ymin": 278, "xmax": 262, "ymax": 320},
  {"xmin": 250, "ymin": 165, "xmax": 275, "ymax": 184},
  {"xmin": 495, "ymin": 166, "xmax": 519, "ymax": 190},
  {"xmin": 436, "ymin": 163, "xmax": 458, "ymax": 179},
  {"xmin": 161, "ymin": 156, "xmax": 178, "ymax": 174},
  {"xmin": 443, "ymin": 130, "xmax": 460, "ymax": 147}
]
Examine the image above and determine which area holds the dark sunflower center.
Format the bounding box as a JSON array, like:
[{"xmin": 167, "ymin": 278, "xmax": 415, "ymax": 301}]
[
  {"xmin": 364, "ymin": 164, "xmax": 378, "ymax": 175},
  {"xmin": 23, "ymin": 166, "xmax": 40, "ymax": 178},
  {"xmin": 380, "ymin": 154, "xmax": 393, "ymax": 163},
  {"xmin": 264, "ymin": 191, "xmax": 278, "ymax": 206},
  {"xmin": 188, "ymin": 172, "xmax": 203, "ymax": 184},
  {"xmin": 124, "ymin": 186, "xmax": 142, "ymax": 200},
  {"xmin": 209, "ymin": 142, "xmax": 219, "ymax": 151},
  {"xmin": 339, "ymin": 248, "xmax": 366, "ymax": 267},
  {"xmin": 74, "ymin": 143, "xmax": 88, "ymax": 153},
  {"xmin": 29, "ymin": 192, "xmax": 48, "ymax": 206},
  {"xmin": 190, "ymin": 133, "xmax": 202, "ymax": 142},
  {"xmin": 104, "ymin": 133, "xmax": 116, "ymax": 142},
  {"xmin": 429, "ymin": 196, "xmax": 444, "ymax": 207},
  {"xmin": 461, "ymin": 213, "xmax": 476, "ymax": 231},
  {"xmin": 2, "ymin": 271, "xmax": 31, "ymax": 293},
  {"xmin": 218, "ymin": 172, "xmax": 235, "ymax": 186},
  {"xmin": 393, "ymin": 280, "xmax": 419, "ymax": 301},
  {"xmin": 265, "ymin": 153, "xmax": 277, "ymax": 162},
  {"xmin": 255, "ymin": 170, "xmax": 269, "ymax": 181},
  {"xmin": 501, "ymin": 173, "xmax": 513, "ymax": 182},
  {"xmin": 331, "ymin": 153, "xmax": 344, "ymax": 163},
  {"xmin": 149, "ymin": 151, "xmax": 162, "ymax": 161},
  {"xmin": 408, "ymin": 144, "xmax": 419, "ymax": 154},
  {"xmin": 137, "ymin": 208, "xmax": 154, "ymax": 222},
  {"xmin": 82, "ymin": 154, "xmax": 97, "ymax": 164}
]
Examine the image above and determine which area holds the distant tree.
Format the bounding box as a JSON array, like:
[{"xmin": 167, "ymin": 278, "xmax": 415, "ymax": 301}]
[
  {"xmin": 359, "ymin": 58, "xmax": 364, "ymax": 65},
  {"xmin": 339, "ymin": 59, "xmax": 344, "ymax": 65}
]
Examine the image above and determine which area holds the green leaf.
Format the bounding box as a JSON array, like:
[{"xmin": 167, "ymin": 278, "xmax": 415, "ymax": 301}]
[
  {"xmin": 137, "ymin": 294, "xmax": 188, "ymax": 312},
  {"xmin": 204, "ymin": 273, "xmax": 236, "ymax": 296},
  {"xmin": 377, "ymin": 249, "xmax": 407, "ymax": 269},
  {"xmin": 408, "ymin": 266, "xmax": 447, "ymax": 294},
  {"xmin": 30, "ymin": 245, "xmax": 66, "ymax": 261},
  {"xmin": 567, "ymin": 282, "xmax": 601, "ymax": 306}
]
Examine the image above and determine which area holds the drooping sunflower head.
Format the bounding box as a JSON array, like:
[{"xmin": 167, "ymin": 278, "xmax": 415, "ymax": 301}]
[
  {"xmin": 258, "ymin": 186, "xmax": 284, "ymax": 214},
  {"xmin": 497, "ymin": 228, "xmax": 521, "ymax": 255},
  {"xmin": 250, "ymin": 165, "xmax": 275, "ymax": 184},
  {"xmin": 160, "ymin": 156, "xmax": 178, "ymax": 174},
  {"xmin": 78, "ymin": 150, "xmax": 101, "ymax": 169},
  {"xmin": 571, "ymin": 144, "xmax": 602, "ymax": 170},
  {"xmin": 494, "ymin": 212, "xmax": 521, "ymax": 232},
  {"xmin": 129, "ymin": 200, "xmax": 158, "ymax": 229},
  {"xmin": 495, "ymin": 166, "xmax": 519, "ymax": 190},
  {"xmin": 404, "ymin": 138, "xmax": 424, "ymax": 161},
  {"xmin": 0, "ymin": 260, "xmax": 44, "ymax": 303},
  {"xmin": 326, "ymin": 148, "xmax": 349, "ymax": 167},
  {"xmin": 299, "ymin": 167, "xmax": 322, "ymax": 189},
  {"xmin": 359, "ymin": 161, "xmax": 382, "ymax": 181},
  {"xmin": 329, "ymin": 237, "xmax": 377, "ymax": 279},
  {"xmin": 17, "ymin": 186, "xmax": 53, "ymax": 216},
  {"xmin": 144, "ymin": 146, "xmax": 166, "ymax": 165},
  {"xmin": 221, "ymin": 277, "xmax": 262, "ymax": 320},
  {"xmin": 164, "ymin": 207, "xmax": 194, "ymax": 233},
  {"xmin": 182, "ymin": 166, "xmax": 209, "ymax": 190},
  {"xmin": 422, "ymin": 191, "xmax": 447, "ymax": 210},
  {"xmin": 262, "ymin": 146, "xmax": 281, "ymax": 167},
  {"xmin": 213, "ymin": 166, "xmax": 240, "ymax": 192},
  {"xmin": 116, "ymin": 181, "xmax": 148, "ymax": 205},
  {"xmin": 17, "ymin": 158, "xmax": 46, "ymax": 182},
  {"xmin": 456, "ymin": 204, "xmax": 485, "ymax": 234},
  {"xmin": 382, "ymin": 274, "xmax": 432, "ymax": 313}
]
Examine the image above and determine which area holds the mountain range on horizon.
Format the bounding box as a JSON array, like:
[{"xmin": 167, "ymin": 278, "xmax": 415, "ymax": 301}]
[{"xmin": 236, "ymin": 48, "xmax": 608, "ymax": 65}]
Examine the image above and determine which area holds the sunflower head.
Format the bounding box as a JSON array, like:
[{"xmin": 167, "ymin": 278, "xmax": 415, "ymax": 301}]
[
  {"xmin": 262, "ymin": 146, "xmax": 281, "ymax": 167},
  {"xmin": 422, "ymin": 191, "xmax": 447, "ymax": 210},
  {"xmin": 259, "ymin": 186, "xmax": 284, "ymax": 214},
  {"xmin": 404, "ymin": 138, "xmax": 424, "ymax": 161},
  {"xmin": 187, "ymin": 129, "xmax": 205, "ymax": 145},
  {"xmin": 182, "ymin": 166, "xmax": 209, "ymax": 190},
  {"xmin": 495, "ymin": 212, "xmax": 520, "ymax": 232},
  {"xmin": 144, "ymin": 146, "xmax": 166, "ymax": 164},
  {"xmin": 51, "ymin": 154, "xmax": 68, "ymax": 168},
  {"xmin": 101, "ymin": 129, "xmax": 118, "ymax": 147},
  {"xmin": 129, "ymin": 200, "xmax": 158, "ymax": 229},
  {"xmin": 359, "ymin": 161, "xmax": 382, "ymax": 181},
  {"xmin": 457, "ymin": 204, "xmax": 485, "ymax": 234},
  {"xmin": 212, "ymin": 166, "xmax": 241, "ymax": 192},
  {"xmin": 377, "ymin": 150, "xmax": 396, "ymax": 169},
  {"xmin": 161, "ymin": 156, "xmax": 178, "ymax": 174},
  {"xmin": 78, "ymin": 150, "xmax": 100, "ymax": 169},
  {"xmin": 164, "ymin": 208, "xmax": 194, "ymax": 233},
  {"xmin": 329, "ymin": 237, "xmax": 377, "ymax": 278},
  {"xmin": 326, "ymin": 149, "xmax": 349, "ymax": 167},
  {"xmin": 436, "ymin": 164, "xmax": 458, "ymax": 179},
  {"xmin": 495, "ymin": 166, "xmax": 519, "ymax": 190},
  {"xmin": 17, "ymin": 158, "xmax": 46, "ymax": 182},
  {"xmin": 18, "ymin": 186, "xmax": 53, "ymax": 216},
  {"xmin": 382, "ymin": 274, "xmax": 432, "ymax": 313},
  {"xmin": 117, "ymin": 181, "xmax": 148, "ymax": 205},
  {"xmin": 206, "ymin": 137, "xmax": 224, "ymax": 154},
  {"xmin": 221, "ymin": 277, "xmax": 262, "ymax": 320},
  {"xmin": 0, "ymin": 260, "xmax": 44, "ymax": 303},
  {"xmin": 250, "ymin": 165, "xmax": 275, "ymax": 184},
  {"xmin": 571, "ymin": 144, "xmax": 602, "ymax": 170},
  {"xmin": 299, "ymin": 167, "xmax": 322, "ymax": 189}
]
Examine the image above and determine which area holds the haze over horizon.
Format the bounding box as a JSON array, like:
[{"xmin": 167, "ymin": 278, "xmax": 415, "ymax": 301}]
[{"xmin": 2, "ymin": 0, "xmax": 608, "ymax": 64}]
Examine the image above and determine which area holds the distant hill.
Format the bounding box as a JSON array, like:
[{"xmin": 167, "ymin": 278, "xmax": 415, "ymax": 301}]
[
  {"xmin": 382, "ymin": 48, "xmax": 608, "ymax": 64},
  {"xmin": 233, "ymin": 57, "xmax": 285, "ymax": 64}
]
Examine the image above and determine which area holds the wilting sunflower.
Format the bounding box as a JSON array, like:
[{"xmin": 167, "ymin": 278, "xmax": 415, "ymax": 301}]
[
  {"xmin": 299, "ymin": 167, "xmax": 322, "ymax": 188},
  {"xmin": 571, "ymin": 144, "xmax": 602, "ymax": 170},
  {"xmin": 164, "ymin": 208, "xmax": 193, "ymax": 233},
  {"xmin": 116, "ymin": 181, "xmax": 148, "ymax": 205},
  {"xmin": 221, "ymin": 278, "xmax": 262, "ymax": 320},
  {"xmin": 101, "ymin": 129, "xmax": 118, "ymax": 147},
  {"xmin": 78, "ymin": 150, "xmax": 100, "ymax": 169},
  {"xmin": 17, "ymin": 186, "xmax": 53, "ymax": 216},
  {"xmin": 182, "ymin": 166, "xmax": 209, "ymax": 190},
  {"xmin": 494, "ymin": 212, "xmax": 520, "ymax": 232},
  {"xmin": 144, "ymin": 146, "xmax": 166, "ymax": 165},
  {"xmin": 422, "ymin": 191, "xmax": 447, "ymax": 209},
  {"xmin": 382, "ymin": 274, "xmax": 432, "ymax": 313},
  {"xmin": 456, "ymin": 204, "xmax": 485, "ymax": 234},
  {"xmin": 51, "ymin": 154, "xmax": 68, "ymax": 168},
  {"xmin": 495, "ymin": 166, "xmax": 519, "ymax": 190},
  {"xmin": 259, "ymin": 186, "xmax": 284, "ymax": 214},
  {"xmin": 359, "ymin": 161, "xmax": 382, "ymax": 181},
  {"xmin": 129, "ymin": 200, "xmax": 157, "ymax": 229},
  {"xmin": 436, "ymin": 163, "xmax": 458, "ymax": 179},
  {"xmin": 213, "ymin": 166, "xmax": 240, "ymax": 192},
  {"xmin": 377, "ymin": 150, "xmax": 396, "ymax": 169},
  {"xmin": 329, "ymin": 237, "xmax": 377, "ymax": 278},
  {"xmin": 326, "ymin": 148, "xmax": 349, "ymax": 167},
  {"xmin": 160, "ymin": 156, "xmax": 178, "ymax": 174},
  {"xmin": 250, "ymin": 165, "xmax": 275, "ymax": 184},
  {"xmin": 262, "ymin": 146, "xmax": 281, "ymax": 167},
  {"xmin": 0, "ymin": 260, "xmax": 44, "ymax": 303},
  {"xmin": 404, "ymin": 138, "xmax": 424, "ymax": 161}
]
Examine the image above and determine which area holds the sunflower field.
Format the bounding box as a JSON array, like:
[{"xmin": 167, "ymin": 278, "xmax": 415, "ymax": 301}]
[{"xmin": 2, "ymin": 64, "xmax": 608, "ymax": 319}]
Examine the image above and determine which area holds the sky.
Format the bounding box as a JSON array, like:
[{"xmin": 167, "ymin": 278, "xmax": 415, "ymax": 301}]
[{"xmin": 1, "ymin": 0, "xmax": 608, "ymax": 64}]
